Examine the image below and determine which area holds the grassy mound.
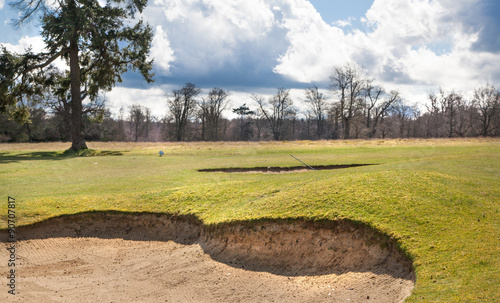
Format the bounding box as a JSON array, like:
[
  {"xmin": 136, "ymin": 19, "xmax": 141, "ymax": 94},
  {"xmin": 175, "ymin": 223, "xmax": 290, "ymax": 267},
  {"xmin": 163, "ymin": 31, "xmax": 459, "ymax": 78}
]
[{"xmin": 1, "ymin": 139, "xmax": 499, "ymax": 302}]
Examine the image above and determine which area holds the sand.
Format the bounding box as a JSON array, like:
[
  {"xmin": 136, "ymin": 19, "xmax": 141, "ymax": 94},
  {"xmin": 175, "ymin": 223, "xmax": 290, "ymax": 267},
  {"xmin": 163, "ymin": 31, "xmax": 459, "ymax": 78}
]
[{"xmin": 1, "ymin": 212, "xmax": 414, "ymax": 302}]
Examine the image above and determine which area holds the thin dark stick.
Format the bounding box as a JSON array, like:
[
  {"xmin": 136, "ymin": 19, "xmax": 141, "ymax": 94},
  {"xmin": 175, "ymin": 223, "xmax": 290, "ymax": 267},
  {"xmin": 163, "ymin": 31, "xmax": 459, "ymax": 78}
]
[{"xmin": 290, "ymin": 155, "xmax": 316, "ymax": 171}]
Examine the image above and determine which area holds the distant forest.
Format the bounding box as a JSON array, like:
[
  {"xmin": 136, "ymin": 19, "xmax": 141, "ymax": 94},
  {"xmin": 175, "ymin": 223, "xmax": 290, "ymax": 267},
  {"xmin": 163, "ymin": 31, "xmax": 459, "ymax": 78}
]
[{"xmin": 1, "ymin": 65, "xmax": 499, "ymax": 143}]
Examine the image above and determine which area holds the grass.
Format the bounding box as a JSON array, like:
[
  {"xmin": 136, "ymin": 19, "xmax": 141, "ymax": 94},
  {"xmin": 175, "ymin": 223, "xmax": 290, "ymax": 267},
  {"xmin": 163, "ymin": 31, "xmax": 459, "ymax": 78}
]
[{"xmin": 1, "ymin": 138, "xmax": 499, "ymax": 302}]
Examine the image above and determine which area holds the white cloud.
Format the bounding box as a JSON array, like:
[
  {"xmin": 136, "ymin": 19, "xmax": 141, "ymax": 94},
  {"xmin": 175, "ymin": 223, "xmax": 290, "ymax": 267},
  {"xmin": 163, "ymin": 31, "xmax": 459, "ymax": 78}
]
[
  {"xmin": 1, "ymin": 35, "xmax": 46, "ymax": 53},
  {"xmin": 0, "ymin": 0, "xmax": 4, "ymax": 10},
  {"xmin": 201, "ymin": 0, "xmax": 275, "ymax": 36},
  {"xmin": 360, "ymin": 0, "xmax": 497, "ymax": 93},
  {"xmin": 273, "ymin": 0, "xmax": 352, "ymax": 82},
  {"xmin": 1, "ymin": 35, "xmax": 68, "ymax": 71},
  {"xmin": 145, "ymin": 0, "xmax": 277, "ymax": 74},
  {"xmin": 334, "ymin": 17, "xmax": 354, "ymax": 28},
  {"xmin": 149, "ymin": 26, "xmax": 175, "ymax": 74},
  {"xmin": 138, "ymin": 0, "xmax": 499, "ymax": 105},
  {"xmin": 104, "ymin": 86, "xmax": 172, "ymax": 119},
  {"xmin": 2, "ymin": 0, "xmax": 498, "ymax": 114},
  {"xmin": 365, "ymin": 0, "xmax": 446, "ymax": 44},
  {"xmin": 271, "ymin": 0, "xmax": 500, "ymax": 101}
]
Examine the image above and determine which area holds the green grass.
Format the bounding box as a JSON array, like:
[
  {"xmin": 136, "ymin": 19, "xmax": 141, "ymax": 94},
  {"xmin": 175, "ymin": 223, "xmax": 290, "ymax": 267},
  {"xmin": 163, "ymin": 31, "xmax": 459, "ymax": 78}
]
[{"xmin": 1, "ymin": 139, "xmax": 499, "ymax": 302}]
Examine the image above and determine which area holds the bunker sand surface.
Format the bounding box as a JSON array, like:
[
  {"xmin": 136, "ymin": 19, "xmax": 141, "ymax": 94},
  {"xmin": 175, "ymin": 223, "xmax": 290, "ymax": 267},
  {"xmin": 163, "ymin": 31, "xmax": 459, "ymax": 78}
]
[{"xmin": 1, "ymin": 212, "xmax": 415, "ymax": 302}]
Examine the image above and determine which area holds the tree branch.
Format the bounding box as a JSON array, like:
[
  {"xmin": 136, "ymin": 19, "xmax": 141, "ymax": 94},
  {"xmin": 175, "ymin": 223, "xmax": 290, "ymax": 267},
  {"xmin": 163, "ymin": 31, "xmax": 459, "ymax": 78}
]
[{"xmin": 22, "ymin": 48, "xmax": 70, "ymax": 74}]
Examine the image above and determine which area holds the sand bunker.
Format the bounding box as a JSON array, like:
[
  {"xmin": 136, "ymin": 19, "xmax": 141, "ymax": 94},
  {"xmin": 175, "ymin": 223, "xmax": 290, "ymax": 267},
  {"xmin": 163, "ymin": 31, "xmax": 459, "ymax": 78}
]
[
  {"xmin": 199, "ymin": 164, "xmax": 375, "ymax": 174},
  {"xmin": 1, "ymin": 212, "xmax": 414, "ymax": 302}
]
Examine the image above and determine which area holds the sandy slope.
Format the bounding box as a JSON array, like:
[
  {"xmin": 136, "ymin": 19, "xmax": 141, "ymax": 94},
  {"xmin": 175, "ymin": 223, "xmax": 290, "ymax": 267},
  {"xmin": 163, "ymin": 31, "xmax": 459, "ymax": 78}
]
[{"xmin": 0, "ymin": 213, "xmax": 414, "ymax": 302}]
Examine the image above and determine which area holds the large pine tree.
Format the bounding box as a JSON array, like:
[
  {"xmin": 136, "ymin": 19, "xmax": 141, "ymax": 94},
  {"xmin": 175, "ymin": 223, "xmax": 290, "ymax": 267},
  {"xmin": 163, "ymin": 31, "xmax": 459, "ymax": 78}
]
[{"xmin": 0, "ymin": 0, "xmax": 154, "ymax": 150}]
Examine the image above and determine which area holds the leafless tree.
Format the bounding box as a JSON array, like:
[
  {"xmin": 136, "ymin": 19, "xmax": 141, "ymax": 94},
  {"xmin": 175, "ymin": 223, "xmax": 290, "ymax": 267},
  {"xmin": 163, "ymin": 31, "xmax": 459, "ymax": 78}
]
[
  {"xmin": 255, "ymin": 88, "xmax": 295, "ymax": 140},
  {"xmin": 439, "ymin": 90, "xmax": 473, "ymax": 137},
  {"xmin": 303, "ymin": 110, "xmax": 314, "ymax": 139},
  {"xmin": 304, "ymin": 86, "xmax": 328, "ymax": 139},
  {"xmin": 116, "ymin": 106, "xmax": 127, "ymax": 141},
  {"xmin": 253, "ymin": 116, "xmax": 266, "ymax": 141},
  {"xmin": 364, "ymin": 83, "xmax": 383, "ymax": 132},
  {"xmin": 129, "ymin": 105, "xmax": 146, "ymax": 142},
  {"xmin": 167, "ymin": 83, "xmax": 201, "ymax": 141},
  {"xmin": 426, "ymin": 91, "xmax": 444, "ymax": 137},
  {"xmin": 366, "ymin": 89, "xmax": 400, "ymax": 138},
  {"xmin": 144, "ymin": 107, "xmax": 153, "ymax": 140},
  {"xmin": 428, "ymin": 89, "xmax": 454, "ymax": 137},
  {"xmin": 471, "ymin": 85, "xmax": 499, "ymax": 136},
  {"xmin": 198, "ymin": 88, "xmax": 229, "ymax": 141},
  {"xmin": 330, "ymin": 64, "xmax": 367, "ymax": 139},
  {"xmin": 444, "ymin": 91, "xmax": 460, "ymax": 137},
  {"xmin": 390, "ymin": 99, "xmax": 416, "ymax": 138}
]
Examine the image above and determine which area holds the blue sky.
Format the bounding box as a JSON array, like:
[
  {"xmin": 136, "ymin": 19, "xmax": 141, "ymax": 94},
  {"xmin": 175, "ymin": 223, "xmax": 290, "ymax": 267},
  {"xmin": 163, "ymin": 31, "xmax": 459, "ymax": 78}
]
[
  {"xmin": 1, "ymin": 0, "xmax": 499, "ymax": 118},
  {"xmin": 309, "ymin": 0, "xmax": 374, "ymax": 25}
]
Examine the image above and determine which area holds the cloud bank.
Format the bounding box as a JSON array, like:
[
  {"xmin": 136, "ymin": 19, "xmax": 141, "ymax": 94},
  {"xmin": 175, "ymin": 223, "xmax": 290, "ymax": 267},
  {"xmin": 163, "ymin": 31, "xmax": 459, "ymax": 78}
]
[
  {"xmin": 274, "ymin": 0, "xmax": 499, "ymax": 92},
  {"xmin": 140, "ymin": 0, "xmax": 499, "ymax": 94},
  {"xmin": 2, "ymin": 0, "xmax": 499, "ymax": 115}
]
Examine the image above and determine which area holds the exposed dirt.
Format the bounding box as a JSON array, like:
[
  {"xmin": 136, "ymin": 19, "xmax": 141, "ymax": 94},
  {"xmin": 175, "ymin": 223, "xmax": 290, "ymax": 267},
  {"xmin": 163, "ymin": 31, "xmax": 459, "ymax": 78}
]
[
  {"xmin": 1, "ymin": 212, "xmax": 414, "ymax": 302},
  {"xmin": 198, "ymin": 164, "xmax": 375, "ymax": 174}
]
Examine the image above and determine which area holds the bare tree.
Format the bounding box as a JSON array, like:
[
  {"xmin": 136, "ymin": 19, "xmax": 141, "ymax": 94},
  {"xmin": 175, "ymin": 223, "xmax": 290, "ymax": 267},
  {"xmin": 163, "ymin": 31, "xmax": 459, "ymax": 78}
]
[
  {"xmin": 444, "ymin": 91, "xmax": 460, "ymax": 137},
  {"xmin": 452, "ymin": 96, "xmax": 474, "ymax": 137},
  {"xmin": 364, "ymin": 83, "xmax": 383, "ymax": 132},
  {"xmin": 426, "ymin": 92, "xmax": 443, "ymax": 137},
  {"xmin": 428, "ymin": 89, "xmax": 455, "ymax": 137},
  {"xmin": 255, "ymin": 88, "xmax": 295, "ymax": 140},
  {"xmin": 303, "ymin": 110, "xmax": 314, "ymax": 139},
  {"xmin": 471, "ymin": 85, "xmax": 499, "ymax": 136},
  {"xmin": 330, "ymin": 64, "xmax": 367, "ymax": 139},
  {"xmin": 438, "ymin": 90, "xmax": 472, "ymax": 138},
  {"xmin": 144, "ymin": 107, "xmax": 153, "ymax": 140},
  {"xmin": 426, "ymin": 89, "xmax": 479, "ymax": 138},
  {"xmin": 367, "ymin": 89, "xmax": 400, "ymax": 138},
  {"xmin": 390, "ymin": 99, "xmax": 416, "ymax": 138},
  {"xmin": 129, "ymin": 105, "xmax": 146, "ymax": 142},
  {"xmin": 362, "ymin": 82, "xmax": 390, "ymax": 138},
  {"xmin": 304, "ymin": 86, "xmax": 328, "ymax": 139},
  {"xmin": 116, "ymin": 106, "xmax": 127, "ymax": 141},
  {"xmin": 198, "ymin": 88, "xmax": 230, "ymax": 141},
  {"xmin": 167, "ymin": 83, "xmax": 201, "ymax": 141},
  {"xmin": 253, "ymin": 116, "xmax": 266, "ymax": 141}
]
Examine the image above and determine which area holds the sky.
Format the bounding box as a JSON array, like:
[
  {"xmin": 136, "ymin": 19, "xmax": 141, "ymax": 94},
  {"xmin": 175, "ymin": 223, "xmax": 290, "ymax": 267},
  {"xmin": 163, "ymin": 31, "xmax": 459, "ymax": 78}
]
[{"xmin": 1, "ymin": 0, "xmax": 500, "ymax": 119}]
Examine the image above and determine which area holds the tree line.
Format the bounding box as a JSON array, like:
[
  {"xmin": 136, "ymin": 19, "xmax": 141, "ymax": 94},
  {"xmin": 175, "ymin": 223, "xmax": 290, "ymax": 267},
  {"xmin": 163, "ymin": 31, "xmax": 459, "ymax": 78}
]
[
  {"xmin": 0, "ymin": 1, "xmax": 498, "ymax": 147},
  {"xmin": 1, "ymin": 65, "xmax": 499, "ymax": 142}
]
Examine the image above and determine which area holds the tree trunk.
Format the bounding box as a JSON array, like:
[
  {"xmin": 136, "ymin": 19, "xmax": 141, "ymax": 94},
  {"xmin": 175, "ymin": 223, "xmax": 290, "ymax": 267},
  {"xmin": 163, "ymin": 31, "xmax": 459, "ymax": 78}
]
[
  {"xmin": 273, "ymin": 131, "xmax": 280, "ymax": 141},
  {"xmin": 176, "ymin": 123, "xmax": 184, "ymax": 141},
  {"xmin": 69, "ymin": 39, "xmax": 87, "ymax": 151},
  {"xmin": 64, "ymin": 116, "xmax": 72, "ymax": 142},
  {"xmin": 449, "ymin": 107, "xmax": 454, "ymax": 138},
  {"xmin": 316, "ymin": 117, "xmax": 322, "ymax": 139},
  {"xmin": 25, "ymin": 122, "xmax": 32, "ymax": 142},
  {"xmin": 343, "ymin": 117, "xmax": 351, "ymax": 139},
  {"xmin": 63, "ymin": 98, "xmax": 72, "ymax": 142}
]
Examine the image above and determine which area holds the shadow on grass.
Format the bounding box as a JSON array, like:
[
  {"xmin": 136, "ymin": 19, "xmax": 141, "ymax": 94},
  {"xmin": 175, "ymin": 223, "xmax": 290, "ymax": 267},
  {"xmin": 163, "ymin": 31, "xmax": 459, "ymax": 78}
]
[
  {"xmin": 0, "ymin": 149, "xmax": 123, "ymax": 163},
  {"xmin": 199, "ymin": 164, "xmax": 377, "ymax": 173}
]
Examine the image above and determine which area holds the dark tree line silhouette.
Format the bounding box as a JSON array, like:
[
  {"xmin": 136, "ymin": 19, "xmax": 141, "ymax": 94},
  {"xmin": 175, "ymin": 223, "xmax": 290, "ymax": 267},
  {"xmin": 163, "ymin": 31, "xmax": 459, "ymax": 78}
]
[{"xmin": 1, "ymin": 65, "xmax": 499, "ymax": 142}]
